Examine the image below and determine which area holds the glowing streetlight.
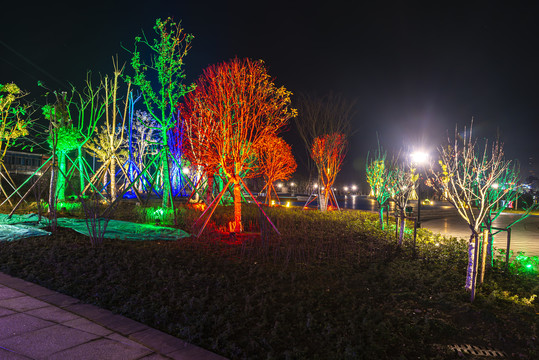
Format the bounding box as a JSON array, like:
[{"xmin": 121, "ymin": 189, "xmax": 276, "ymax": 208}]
[
  {"xmin": 344, "ymin": 186, "xmax": 349, "ymax": 192},
  {"xmin": 290, "ymin": 182, "xmax": 296, "ymax": 196},
  {"xmin": 351, "ymin": 185, "xmax": 357, "ymax": 191},
  {"xmin": 277, "ymin": 182, "xmax": 283, "ymax": 189},
  {"xmin": 411, "ymin": 151, "xmax": 429, "ymax": 165},
  {"xmin": 182, "ymin": 167, "xmax": 190, "ymax": 175}
]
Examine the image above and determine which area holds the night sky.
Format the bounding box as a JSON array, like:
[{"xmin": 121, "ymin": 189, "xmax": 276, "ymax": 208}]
[{"xmin": 2, "ymin": 1, "xmax": 539, "ymax": 191}]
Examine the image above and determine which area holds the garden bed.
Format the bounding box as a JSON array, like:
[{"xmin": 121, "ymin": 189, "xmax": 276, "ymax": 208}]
[{"xmin": 0, "ymin": 205, "xmax": 537, "ymax": 359}]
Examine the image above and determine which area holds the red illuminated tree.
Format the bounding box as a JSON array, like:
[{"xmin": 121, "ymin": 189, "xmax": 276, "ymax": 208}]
[
  {"xmin": 180, "ymin": 99, "xmax": 219, "ymax": 204},
  {"xmin": 294, "ymin": 93, "xmax": 355, "ymax": 211},
  {"xmin": 311, "ymin": 133, "xmax": 347, "ymax": 210},
  {"xmin": 182, "ymin": 58, "xmax": 296, "ymax": 232},
  {"xmin": 256, "ymin": 135, "xmax": 297, "ymax": 205}
]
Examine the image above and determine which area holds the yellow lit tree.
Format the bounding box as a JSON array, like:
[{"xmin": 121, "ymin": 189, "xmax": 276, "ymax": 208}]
[{"xmin": 0, "ymin": 83, "xmax": 31, "ymax": 204}]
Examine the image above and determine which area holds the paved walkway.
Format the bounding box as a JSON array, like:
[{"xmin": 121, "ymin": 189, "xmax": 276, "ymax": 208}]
[{"xmin": 0, "ymin": 272, "xmax": 227, "ymax": 360}]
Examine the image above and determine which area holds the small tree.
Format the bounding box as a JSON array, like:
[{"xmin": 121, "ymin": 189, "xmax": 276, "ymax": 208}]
[
  {"xmin": 294, "ymin": 93, "xmax": 354, "ymax": 210},
  {"xmin": 430, "ymin": 122, "xmax": 512, "ymax": 302},
  {"xmin": 390, "ymin": 158, "xmax": 418, "ymax": 245},
  {"xmin": 366, "ymin": 145, "xmax": 395, "ymax": 229},
  {"xmin": 311, "ymin": 133, "xmax": 347, "ymax": 210},
  {"xmin": 127, "ymin": 17, "xmax": 195, "ymax": 209},
  {"xmin": 256, "ymin": 135, "xmax": 297, "ymax": 205}
]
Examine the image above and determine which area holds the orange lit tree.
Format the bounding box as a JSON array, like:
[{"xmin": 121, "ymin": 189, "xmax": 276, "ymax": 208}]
[
  {"xmin": 183, "ymin": 58, "xmax": 296, "ymax": 233},
  {"xmin": 311, "ymin": 133, "xmax": 347, "ymax": 210},
  {"xmin": 256, "ymin": 135, "xmax": 297, "ymax": 205},
  {"xmin": 294, "ymin": 93, "xmax": 355, "ymax": 211}
]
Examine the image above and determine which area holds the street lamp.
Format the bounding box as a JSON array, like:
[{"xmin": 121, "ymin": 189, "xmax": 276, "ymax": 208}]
[{"xmin": 411, "ymin": 151, "xmax": 429, "ymax": 228}]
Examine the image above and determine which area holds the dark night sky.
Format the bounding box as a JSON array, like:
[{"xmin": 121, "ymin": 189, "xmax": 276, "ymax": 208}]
[{"xmin": 2, "ymin": 1, "xmax": 539, "ymax": 190}]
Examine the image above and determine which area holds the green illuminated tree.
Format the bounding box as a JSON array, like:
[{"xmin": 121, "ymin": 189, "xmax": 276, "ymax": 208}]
[
  {"xmin": 127, "ymin": 17, "xmax": 195, "ymax": 209},
  {"xmin": 430, "ymin": 122, "xmax": 513, "ymax": 302},
  {"xmin": 43, "ymin": 92, "xmax": 81, "ymax": 202},
  {"xmin": 39, "ymin": 75, "xmax": 106, "ymax": 201},
  {"xmin": 366, "ymin": 145, "xmax": 395, "ymax": 229}
]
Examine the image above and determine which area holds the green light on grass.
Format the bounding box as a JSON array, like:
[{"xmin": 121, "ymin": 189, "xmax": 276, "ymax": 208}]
[
  {"xmin": 43, "ymin": 201, "xmax": 81, "ymax": 212},
  {"xmin": 139, "ymin": 206, "xmax": 175, "ymax": 225}
]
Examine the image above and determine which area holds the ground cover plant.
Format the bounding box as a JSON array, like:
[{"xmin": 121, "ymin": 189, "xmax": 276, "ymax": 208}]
[{"xmin": 0, "ymin": 205, "xmax": 537, "ymax": 359}]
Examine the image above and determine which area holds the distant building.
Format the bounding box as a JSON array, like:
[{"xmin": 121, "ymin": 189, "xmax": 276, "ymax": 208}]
[
  {"xmin": 3, "ymin": 150, "xmax": 48, "ymax": 175},
  {"xmin": 528, "ymin": 157, "xmax": 537, "ymax": 178}
]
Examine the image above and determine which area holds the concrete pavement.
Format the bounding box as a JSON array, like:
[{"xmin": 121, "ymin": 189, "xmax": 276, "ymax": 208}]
[{"xmin": 0, "ymin": 272, "xmax": 227, "ymax": 360}]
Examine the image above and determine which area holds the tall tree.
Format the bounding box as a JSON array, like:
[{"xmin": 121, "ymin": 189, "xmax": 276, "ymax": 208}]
[
  {"xmin": 294, "ymin": 93, "xmax": 355, "ymax": 211},
  {"xmin": 256, "ymin": 135, "xmax": 297, "ymax": 205},
  {"xmin": 182, "ymin": 57, "xmax": 296, "ymax": 232},
  {"xmin": 84, "ymin": 63, "xmax": 130, "ymax": 201},
  {"xmin": 0, "ymin": 83, "xmax": 32, "ymax": 204},
  {"xmin": 430, "ymin": 122, "xmax": 513, "ymax": 302},
  {"xmin": 127, "ymin": 17, "xmax": 194, "ymax": 209}
]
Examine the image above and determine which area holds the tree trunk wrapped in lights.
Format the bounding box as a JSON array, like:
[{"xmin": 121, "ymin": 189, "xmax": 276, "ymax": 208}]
[
  {"xmin": 311, "ymin": 133, "xmax": 347, "ymax": 211},
  {"xmin": 0, "ymin": 83, "xmax": 32, "ymax": 205},
  {"xmin": 256, "ymin": 135, "xmax": 297, "ymax": 205},
  {"xmin": 127, "ymin": 17, "xmax": 195, "ymax": 209},
  {"xmin": 430, "ymin": 121, "xmax": 513, "ymax": 302},
  {"xmin": 180, "ymin": 57, "xmax": 296, "ymax": 232}
]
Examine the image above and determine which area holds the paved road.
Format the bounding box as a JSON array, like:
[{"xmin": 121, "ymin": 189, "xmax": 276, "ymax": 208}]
[
  {"xmin": 422, "ymin": 213, "xmax": 539, "ymax": 256},
  {"xmin": 296, "ymin": 195, "xmax": 539, "ymax": 256}
]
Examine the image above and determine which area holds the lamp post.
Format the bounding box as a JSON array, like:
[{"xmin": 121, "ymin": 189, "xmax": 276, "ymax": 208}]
[{"xmin": 411, "ymin": 151, "xmax": 429, "ymax": 228}]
